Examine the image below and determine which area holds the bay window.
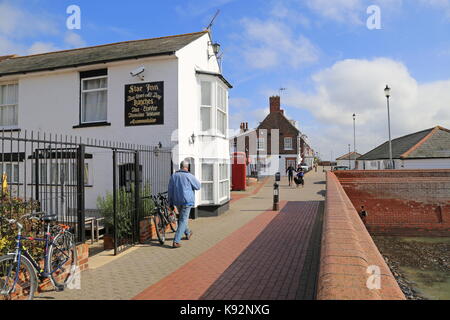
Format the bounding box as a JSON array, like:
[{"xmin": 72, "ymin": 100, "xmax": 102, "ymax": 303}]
[
  {"xmin": 0, "ymin": 83, "xmax": 18, "ymax": 128},
  {"xmin": 199, "ymin": 78, "xmax": 228, "ymax": 136}
]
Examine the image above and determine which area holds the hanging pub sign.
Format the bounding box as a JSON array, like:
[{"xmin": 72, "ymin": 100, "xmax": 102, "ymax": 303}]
[{"xmin": 125, "ymin": 81, "xmax": 164, "ymax": 126}]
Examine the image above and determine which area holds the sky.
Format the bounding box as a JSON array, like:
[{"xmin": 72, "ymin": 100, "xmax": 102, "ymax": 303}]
[{"xmin": 1, "ymin": 0, "xmax": 450, "ymax": 160}]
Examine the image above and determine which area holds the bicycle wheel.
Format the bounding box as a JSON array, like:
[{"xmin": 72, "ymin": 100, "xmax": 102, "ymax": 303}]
[
  {"xmin": 47, "ymin": 232, "xmax": 77, "ymax": 289},
  {"xmin": 167, "ymin": 208, "xmax": 178, "ymax": 233},
  {"xmin": 0, "ymin": 254, "xmax": 37, "ymax": 300},
  {"xmin": 153, "ymin": 212, "xmax": 166, "ymax": 245}
]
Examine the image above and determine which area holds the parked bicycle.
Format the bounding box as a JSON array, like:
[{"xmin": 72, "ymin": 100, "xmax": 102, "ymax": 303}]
[
  {"xmin": 0, "ymin": 212, "xmax": 77, "ymax": 300},
  {"xmin": 151, "ymin": 192, "xmax": 178, "ymax": 245}
]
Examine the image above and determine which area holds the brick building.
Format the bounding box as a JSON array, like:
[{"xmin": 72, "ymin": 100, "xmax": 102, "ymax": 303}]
[{"xmin": 231, "ymin": 96, "xmax": 314, "ymax": 176}]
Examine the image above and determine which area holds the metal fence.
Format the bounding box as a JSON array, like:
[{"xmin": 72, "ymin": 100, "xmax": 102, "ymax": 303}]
[{"xmin": 0, "ymin": 130, "xmax": 172, "ymax": 255}]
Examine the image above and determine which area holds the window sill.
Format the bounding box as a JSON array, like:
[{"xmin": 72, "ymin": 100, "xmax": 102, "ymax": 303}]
[
  {"xmin": 73, "ymin": 122, "xmax": 111, "ymax": 129},
  {"xmin": 0, "ymin": 128, "xmax": 21, "ymax": 132}
]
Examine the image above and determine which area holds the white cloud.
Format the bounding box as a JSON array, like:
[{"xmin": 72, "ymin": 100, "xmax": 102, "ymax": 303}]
[
  {"xmin": 283, "ymin": 58, "xmax": 450, "ymax": 158},
  {"xmin": 0, "ymin": 2, "xmax": 86, "ymax": 55},
  {"xmin": 27, "ymin": 42, "xmax": 60, "ymax": 55},
  {"xmin": 305, "ymin": 0, "xmax": 364, "ymax": 25},
  {"xmin": 238, "ymin": 17, "xmax": 319, "ymax": 70},
  {"xmin": 64, "ymin": 32, "xmax": 86, "ymax": 48}
]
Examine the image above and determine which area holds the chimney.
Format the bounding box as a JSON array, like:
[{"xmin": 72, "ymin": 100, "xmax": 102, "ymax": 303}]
[{"xmin": 270, "ymin": 96, "xmax": 282, "ymax": 113}]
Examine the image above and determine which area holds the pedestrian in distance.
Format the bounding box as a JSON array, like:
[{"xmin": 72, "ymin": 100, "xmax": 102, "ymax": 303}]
[
  {"xmin": 168, "ymin": 160, "xmax": 201, "ymax": 249},
  {"xmin": 359, "ymin": 206, "xmax": 368, "ymax": 225},
  {"xmin": 286, "ymin": 165, "xmax": 296, "ymax": 187},
  {"xmin": 294, "ymin": 169, "xmax": 305, "ymax": 188}
]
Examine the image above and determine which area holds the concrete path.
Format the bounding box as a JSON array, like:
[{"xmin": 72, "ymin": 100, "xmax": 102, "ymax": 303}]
[{"xmin": 37, "ymin": 169, "xmax": 326, "ymax": 300}]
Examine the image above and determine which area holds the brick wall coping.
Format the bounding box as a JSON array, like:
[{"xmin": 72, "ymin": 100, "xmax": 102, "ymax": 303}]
[{"xmin": 316, "ymin": 172, "xmax": 406, "ymax": 300}]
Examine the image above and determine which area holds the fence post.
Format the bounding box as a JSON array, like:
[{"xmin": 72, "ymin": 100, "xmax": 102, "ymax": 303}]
[
  {"xmin": 113, "ymin": 149, "xmax": 118, "ymax": 256},
  {"xmin": 134, "ymin": 151, "xmax": 140, "ymax": 244},
  {"xmin": 34, "ymin": 150, "xmax": 40, "ymax": 211},
  {"xmin": 77, "ymin": 145, "xmax": 86, "ymax": 243}
]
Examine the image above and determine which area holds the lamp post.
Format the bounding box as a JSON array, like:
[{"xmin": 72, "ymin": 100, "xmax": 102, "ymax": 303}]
[
  {"xmin": 348, "ymin": 144, "xmax": 351, "ymax": 169},
  {"xmin": 353, "ymin": 113, "xmax": 356, "ymax": 154},
  {"xmin": 384, "ymin": 85, "xmax": 393, "ymax": 169}
]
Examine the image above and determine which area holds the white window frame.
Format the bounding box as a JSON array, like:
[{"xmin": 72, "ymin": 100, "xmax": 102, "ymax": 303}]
[
  {"xmin": 216, "ymin": 84, "xmax": 228, "ymax": 137},
  {"xmin": 201, "ymin": 163, "xmax": 214, "ymax": 205},
  {"xmin": 199, "ymin": 77, "xmax": 229, "ymax": 138},
  {"xmin": 200, "ymin": 81, "xmax": 213, "ymax": 134},
  {"xmin": 81, "ymin": 75, "xmax": 108, "ymax": 124},
  {"xmin": 219, "ymin": 163, "xmax": 230, "ymax": 202},
  {"xmin": 0, "ymin": 82, "xmax": 19, "ymax": 129},
  {"xmin": 257, "ymin": 137, "xmax": 265, "ymax": 151},
  {"xmin": 284, "ymin": 137, "xmax": 293, "ymax": 151}
]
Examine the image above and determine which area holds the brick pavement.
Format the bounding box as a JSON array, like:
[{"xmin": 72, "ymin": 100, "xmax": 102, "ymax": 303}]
[{"xmin": 37, "ymin": 170, "xmax": 326, "ymax": 300}]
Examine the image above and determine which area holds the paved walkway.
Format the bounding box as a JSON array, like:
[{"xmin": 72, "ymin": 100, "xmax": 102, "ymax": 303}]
[{"xmin": 37, "ymin": 169, "xmax": 326, "ymax": 300}]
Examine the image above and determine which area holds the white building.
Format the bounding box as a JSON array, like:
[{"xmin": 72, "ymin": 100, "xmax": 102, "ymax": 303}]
[
  {"xmin": 0, "ymin": 31, "xmax": 232, "ymax": 217},
  {"xmin": 357, "ymin": 126, "xmax": 450, "ymax": 170},
  {"xmin": 336, "ymin": 152, "xmax": 362, "ymax": 170}
]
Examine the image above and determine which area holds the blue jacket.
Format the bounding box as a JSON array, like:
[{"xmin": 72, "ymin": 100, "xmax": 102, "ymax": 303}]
[{"xmin": 168, "ymin": 170, "xmax": 201, "ymax": 206}]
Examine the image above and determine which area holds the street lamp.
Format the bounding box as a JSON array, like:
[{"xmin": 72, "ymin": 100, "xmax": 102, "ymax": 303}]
[
  {"xmin": 384, "ymin": 85, "xmax": 393, "ymax": 169},
  {"xmin": 348, "ymin": 144, "xmax": 351, "ymax": 169},
  {"xmin": 353, "ymin": 113, "xmax": 356, "ymax": 154}
]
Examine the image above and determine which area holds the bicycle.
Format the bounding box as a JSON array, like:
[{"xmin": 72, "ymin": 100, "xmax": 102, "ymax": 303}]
[
  {"xmin": 151, "ymin": 192, "xmax": 178, "ymax": 245},
  {"xmin": 0, "ymin": 212, "xmax": 77, "ymax": 300}
]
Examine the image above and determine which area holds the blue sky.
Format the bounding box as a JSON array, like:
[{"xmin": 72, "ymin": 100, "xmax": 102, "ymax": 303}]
[{"xmin": 1, "ymin": 0, "xmax": 450, "ymax": 160}]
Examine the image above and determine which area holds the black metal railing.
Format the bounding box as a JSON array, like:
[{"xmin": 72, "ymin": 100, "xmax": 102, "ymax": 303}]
[{"xmin": 0, "ymin": 130, "xmax": 172, "ymax": 255}]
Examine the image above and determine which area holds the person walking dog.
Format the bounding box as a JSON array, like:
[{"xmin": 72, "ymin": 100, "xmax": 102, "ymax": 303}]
[{"xmin": 168, "ymin": 160, "xmax": 201, "ymax": 249}]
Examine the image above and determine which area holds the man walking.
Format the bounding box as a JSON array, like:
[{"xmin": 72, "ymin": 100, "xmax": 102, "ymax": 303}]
[
  {"xmin": 168, "ymin": 160, "xmax": 201, "ymax": 248},
  {"xmin": 286, "ymin": 165, "xmax": 296, "ymax": 187}
]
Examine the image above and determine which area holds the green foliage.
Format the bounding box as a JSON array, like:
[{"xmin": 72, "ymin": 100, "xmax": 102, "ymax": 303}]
[
  {"xmin": 96, "ymin": 185, "xmax": 155, "ymax": 241},
  {"xmin": 0, "ymin": 198, "xmax": 41, "ymax": 256}
]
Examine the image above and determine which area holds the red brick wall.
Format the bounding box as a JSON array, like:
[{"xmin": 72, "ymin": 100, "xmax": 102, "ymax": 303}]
[
  {"xmin": 335, "ymin": 170, "xmax": 450, "ymax": 236},
  {"xmin": 317, "ymin": 172, "xmax": 405, "ymax": 300}
]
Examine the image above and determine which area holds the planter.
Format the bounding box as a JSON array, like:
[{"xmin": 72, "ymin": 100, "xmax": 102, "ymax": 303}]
[{"xmin": 103, "ymin": 234, "xmax": 114, "ymax": 250}]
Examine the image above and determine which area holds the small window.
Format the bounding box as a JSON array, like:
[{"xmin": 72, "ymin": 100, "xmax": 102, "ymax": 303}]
[
  {"xmin": 284, "ymin": 137, "xmax": 293, "ymax": 150},
  {"xmin": 80, "ymin": 70, "xmax": 108, "ymax": 124},
  {"xmin": 257, "ymin": 138, "xmax": 265, "ymax": 151},
  {"xmin": 219, "ymin": 163, "xmax": 229, "ymax": 200},
  {"xmin": 0, "ymin": 83, "xmax": 18, "ymax": 128}
]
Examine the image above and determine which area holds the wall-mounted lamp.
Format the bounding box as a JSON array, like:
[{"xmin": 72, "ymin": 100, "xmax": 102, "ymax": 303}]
[{"xmin": 208, "ymin": 42, "xmax": 221, "ymax": 59}]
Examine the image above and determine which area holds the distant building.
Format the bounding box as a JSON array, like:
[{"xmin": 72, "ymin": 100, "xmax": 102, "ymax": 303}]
[
  {"xmin": 230, "ymin": 96, "xmax": 314, "ymax": 176},
  {"xmin": 357, "ymin": 126, "xmax": 450, "ymax": 170},
  {"xmin": 335, "ymin": 152, "xmax": 362, "ymax": 170}
]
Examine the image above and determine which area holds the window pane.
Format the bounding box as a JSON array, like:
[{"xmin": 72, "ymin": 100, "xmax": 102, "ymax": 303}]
[
  {"xmin": 13, "ymin": 164, "xmax": 19, "ymax": 183},
  {"xmin": 202, "ymin": 164, "xmax": 213, "ymax": 181},
  {"xmin": 217, "ymin": 86, "xmax": 226, "ymax": 112},
  {"xmin": 83, "ymin": 78, "xmax": 107, "ymax": 90},
  {"xmin": 220, "ymin": 181, "xmax": 229, "ymax": 199},
  {"xmin": 201, "ymin": 81, "xmax": 212, "ymax": 106},
  {"xmin": 219, "ymin": 164, "xmax": 228, "ymax": 180},
  {"xmin": 217, "ymin": 111, "xmax": 226, "ymax": 135},
  {"xmin": 5, "ymin": 164, "xmax": 12, "ymax": 183},
  {"xmin": 201, "ymin": 183, "xmax": 213, "ymax": 201},
  {"xmin": 40, "ymin": 163, "xmax": 47, "ymax": 184},
  {"xmin": 0, "ymin": 105, "xmax": 18, "ymax": 127},
  {"xmin": 51, "ymin": 163, "xmax": 59, "ymax": 184},
  {"xmin": 84, "ymin": 163, "xmax": 89, "ymax": 185},
  {"xmin": 83, "ymin": 91, "xmax": 107, "ymax": 122},
  {"xmin": 201, "ymin": 107, "xmax": 211, "ymax": 131}
]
